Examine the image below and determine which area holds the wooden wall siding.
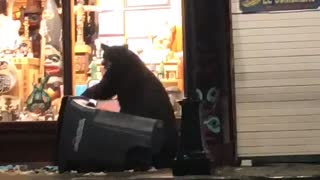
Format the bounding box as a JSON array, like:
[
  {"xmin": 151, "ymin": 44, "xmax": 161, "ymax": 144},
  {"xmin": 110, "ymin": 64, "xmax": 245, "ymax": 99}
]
[{"xmin": 232, "ymin": 0, "xmax": 320, "ymax": 157}]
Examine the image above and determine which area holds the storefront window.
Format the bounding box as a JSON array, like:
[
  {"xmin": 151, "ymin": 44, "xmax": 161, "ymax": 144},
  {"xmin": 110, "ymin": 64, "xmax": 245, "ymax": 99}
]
[
  {"xmin": 0, "ymin": 0, "xmax": 63, "ymax": 122},
  {"xmin": 0, "ymin": 0, "xmax": 183, "ymax": 122},
  {"xmin": 74, "ymin": 0, "xmax": 184, "ymax": 118}
]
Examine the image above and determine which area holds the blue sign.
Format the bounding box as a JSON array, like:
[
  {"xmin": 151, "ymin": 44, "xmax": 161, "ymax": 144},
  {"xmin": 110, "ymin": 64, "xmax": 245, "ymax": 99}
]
[{"xmin": 240, "ymin": 0, "xmax": 320, "ymax": 13}]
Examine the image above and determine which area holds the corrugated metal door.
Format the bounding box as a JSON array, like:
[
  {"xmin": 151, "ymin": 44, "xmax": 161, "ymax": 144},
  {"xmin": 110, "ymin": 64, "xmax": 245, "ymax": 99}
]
[{"xmin": 232, "ymin": 0, "xmax": 320, "ymax": 157}]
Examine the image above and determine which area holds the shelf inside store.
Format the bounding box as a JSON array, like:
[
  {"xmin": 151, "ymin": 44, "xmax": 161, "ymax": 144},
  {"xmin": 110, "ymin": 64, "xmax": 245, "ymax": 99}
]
[{"xmin": 160, "ymin": 79, "xmax": 178, "ymax": 83}]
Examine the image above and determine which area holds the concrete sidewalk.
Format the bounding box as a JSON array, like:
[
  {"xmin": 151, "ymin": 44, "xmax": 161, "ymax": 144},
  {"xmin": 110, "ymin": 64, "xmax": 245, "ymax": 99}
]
[
  {"xmin": 1, "ymin": 163, "xmax": 320, "ymax": 179},
  {"xmin": 215, "ymin": 163, "xmax": 320, "ymax": 179}
]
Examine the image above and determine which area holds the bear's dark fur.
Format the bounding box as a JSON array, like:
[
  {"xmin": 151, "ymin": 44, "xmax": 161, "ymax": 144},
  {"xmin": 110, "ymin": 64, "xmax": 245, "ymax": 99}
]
[{"xmin": 82, "ymin": 44, "xmax": 178, "ymax": 169}]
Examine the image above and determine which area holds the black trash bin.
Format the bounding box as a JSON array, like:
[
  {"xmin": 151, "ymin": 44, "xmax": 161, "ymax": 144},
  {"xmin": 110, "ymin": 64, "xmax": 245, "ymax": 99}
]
[{"xmin": 56, "ymin": 96, "xmax": 165, "ymax": 173}]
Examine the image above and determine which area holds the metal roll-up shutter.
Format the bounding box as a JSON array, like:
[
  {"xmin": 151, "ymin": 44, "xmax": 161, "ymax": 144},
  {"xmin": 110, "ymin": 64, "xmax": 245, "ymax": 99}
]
[{"xmin": 232, "ymin": 0, "xmax": 320, "ymax": 157}]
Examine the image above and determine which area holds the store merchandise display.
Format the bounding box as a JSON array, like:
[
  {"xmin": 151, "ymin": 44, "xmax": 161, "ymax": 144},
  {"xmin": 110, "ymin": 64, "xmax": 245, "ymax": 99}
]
[
  {"xmin": 0, "ymin": 0, "xmax": 63, "ymax": 122},
  {"xmin": 0, "ymin": 0, "xmax": 184, "ymax": 122}
]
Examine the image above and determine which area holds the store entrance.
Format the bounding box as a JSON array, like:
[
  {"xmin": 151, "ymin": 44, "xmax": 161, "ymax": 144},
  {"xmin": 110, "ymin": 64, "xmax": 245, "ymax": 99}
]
[{"xmin": 73, "ymin": 0, "xmax": 185, "ymax": 119}]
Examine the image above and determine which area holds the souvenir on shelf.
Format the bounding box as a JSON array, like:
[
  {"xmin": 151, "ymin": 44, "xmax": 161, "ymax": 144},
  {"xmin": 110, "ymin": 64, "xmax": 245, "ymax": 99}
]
[
  {"xmin": 0, "ymin": 60, "xmax": 18, "ymax": 95},
  {"xmin": 85, "ymin": 39, "xmax": 102, "ymax": 88},
  {"xmin": 76, "ymin": 0, "xmax": 86, "ymax": 46},
  {"xmin": 0, "ymin": 95, "xmax": 20, "ymax": 122},
  {"xmin": 87, "ymin": 56, "xmax": 102, "ymax": 88}
]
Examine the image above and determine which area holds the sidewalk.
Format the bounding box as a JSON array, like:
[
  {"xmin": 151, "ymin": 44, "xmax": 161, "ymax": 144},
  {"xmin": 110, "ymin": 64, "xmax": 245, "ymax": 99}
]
[
  {"xmin": 1, "ymin": 163, "xmax": 320, "ymax": 179},
  {"xmin": 215, "ymin": 163, "xmax": 320, "ymax": 179}
]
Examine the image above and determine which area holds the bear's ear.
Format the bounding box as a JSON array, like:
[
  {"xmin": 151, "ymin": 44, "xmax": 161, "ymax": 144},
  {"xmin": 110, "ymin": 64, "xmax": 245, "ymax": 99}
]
[
  {"xmin": 101, "ymin": 44, "xmax": 110, "ymax": 51},
  {"xmin": 123, "ymin": 44, "xmax": 129, "ymax": 49}
]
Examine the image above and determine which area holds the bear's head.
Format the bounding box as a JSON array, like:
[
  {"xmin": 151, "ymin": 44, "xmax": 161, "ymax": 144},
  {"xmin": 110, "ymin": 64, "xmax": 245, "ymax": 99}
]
[{"xmin": 100, "ymin": 44, "xmax": 149, "ymax": 93}]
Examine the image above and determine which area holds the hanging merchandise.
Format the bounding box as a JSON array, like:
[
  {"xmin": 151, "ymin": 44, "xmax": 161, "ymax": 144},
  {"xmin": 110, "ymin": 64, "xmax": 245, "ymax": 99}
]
[
  {"xmin": 40, "ymin": 0, "xmax": 62, "ymax": 52},
  {"xmin": 26, "ymin": 74, "xmax": 52, "ymax": 114}
]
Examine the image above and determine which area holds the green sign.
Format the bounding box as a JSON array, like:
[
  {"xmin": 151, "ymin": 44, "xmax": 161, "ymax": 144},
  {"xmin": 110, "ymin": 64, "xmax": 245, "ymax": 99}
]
[{"xmin": 240, "ymin": 0, "xmax": 320, "ymax": 13}]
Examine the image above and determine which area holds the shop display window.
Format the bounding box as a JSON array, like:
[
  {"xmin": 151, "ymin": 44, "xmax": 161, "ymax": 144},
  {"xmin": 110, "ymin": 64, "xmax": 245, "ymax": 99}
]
[
  {"xmin": 0, "ymin": 0, "xmax": 63, "ymax": 122},
  {"xmin": 0, "ymin": 0, "xmax": 184, "ymax": 122}
]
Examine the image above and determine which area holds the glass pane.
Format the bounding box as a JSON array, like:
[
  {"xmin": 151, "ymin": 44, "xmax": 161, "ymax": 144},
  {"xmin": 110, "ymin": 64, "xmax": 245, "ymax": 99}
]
[
  {"xmin": 0, "ymin": 0, "xmax": 63, "ymax": 122},
  {"xmin": 74, "ymin": 0, "xmax": 184, "ymax": 119}
]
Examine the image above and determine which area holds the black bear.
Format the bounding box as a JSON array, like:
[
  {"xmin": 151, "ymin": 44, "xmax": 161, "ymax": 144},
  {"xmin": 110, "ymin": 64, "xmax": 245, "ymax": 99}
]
[{"xmin": 82, "ymin": 44, "xmax": 178, "ymax": 170}]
